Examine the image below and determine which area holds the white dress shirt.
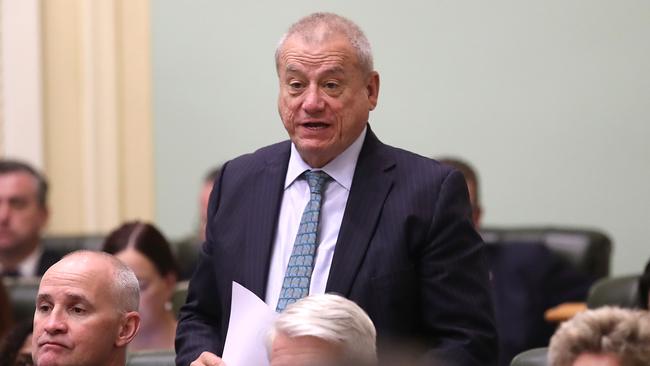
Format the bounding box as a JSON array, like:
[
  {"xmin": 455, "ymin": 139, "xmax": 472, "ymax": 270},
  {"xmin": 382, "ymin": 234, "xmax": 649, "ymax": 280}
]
[{"xmin": 264, "ymin": 127, "xmax": 367, "ymax": 307}]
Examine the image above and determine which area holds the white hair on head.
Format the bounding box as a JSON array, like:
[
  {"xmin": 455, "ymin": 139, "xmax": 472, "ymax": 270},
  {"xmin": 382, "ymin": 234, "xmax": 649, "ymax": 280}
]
[
  {"xmin": 112, "ymin": 256, "xmax": 140, "ymax": 312},
  {"xmin": 60, "ymin": 250, "xmax": 140, "ymax": 313},
  {"xmin": 548, "ymin": 306, "xmax": 650, "ymax": 366},
  {"xmin": 268, "ymin": 294, "xmax": 377, "ymax": 365},
  {"xmin": 275, "ymin": 12, "xmax": 374, "ymax": 75}
]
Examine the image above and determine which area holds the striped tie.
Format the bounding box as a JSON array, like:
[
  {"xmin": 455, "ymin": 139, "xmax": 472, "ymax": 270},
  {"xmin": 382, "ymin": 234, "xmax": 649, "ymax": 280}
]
[{"xmin": 276, "ymin": 170, "xmax": 330, "ymax": 311}]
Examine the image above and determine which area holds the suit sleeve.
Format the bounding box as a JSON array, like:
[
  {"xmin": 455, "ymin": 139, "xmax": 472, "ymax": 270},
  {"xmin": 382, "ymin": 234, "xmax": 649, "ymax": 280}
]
[
  {"xmin": 420, "ymin": 169, "xmax": 498, "ymax": 365},
  {"xmin": 175, "ymin": 165, "xmax": 228, "ymax": 366}
]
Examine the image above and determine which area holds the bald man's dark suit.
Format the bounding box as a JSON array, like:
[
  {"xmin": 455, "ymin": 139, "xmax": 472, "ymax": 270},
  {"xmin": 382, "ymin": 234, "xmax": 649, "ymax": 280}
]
[{"xmin": 175, "ymin": 128, "xmax": 498, "ymax": 365}]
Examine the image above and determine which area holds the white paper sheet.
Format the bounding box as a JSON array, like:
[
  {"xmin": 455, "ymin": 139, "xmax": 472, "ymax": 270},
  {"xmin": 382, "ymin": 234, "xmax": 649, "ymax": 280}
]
[{"xmin": 222, "ymin": 282, "xmax": 278, "ymax": 366}]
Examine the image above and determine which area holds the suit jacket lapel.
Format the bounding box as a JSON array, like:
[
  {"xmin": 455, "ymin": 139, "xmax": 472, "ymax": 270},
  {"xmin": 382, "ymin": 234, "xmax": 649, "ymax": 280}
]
[
  {"xmin": 241, "ymin": 143, "xmax": 290, "ymax": 300},
  {"xmin": 326, "ymin": 128, "xmax": 395, "ymax": 296}
]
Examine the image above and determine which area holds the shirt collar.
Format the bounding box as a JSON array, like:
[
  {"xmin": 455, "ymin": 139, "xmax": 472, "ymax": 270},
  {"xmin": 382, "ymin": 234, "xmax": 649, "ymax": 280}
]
[
  {"xmin": 285, "ymin": 125, "xmax": 367, "ymax": 191},
  {"xmin": 0, "ymin": 245, "xmax": 42, "ymax": 277}
]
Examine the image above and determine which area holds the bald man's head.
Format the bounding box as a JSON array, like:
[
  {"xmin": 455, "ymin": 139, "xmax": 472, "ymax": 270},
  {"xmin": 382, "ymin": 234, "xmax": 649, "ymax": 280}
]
[
  {"xmin": 33, "ymin": 250, "xmax": 140, "ymax": 366},
  {"xmin": 54, "ymin": 251, "xmax": 140, "ymax": 312}
]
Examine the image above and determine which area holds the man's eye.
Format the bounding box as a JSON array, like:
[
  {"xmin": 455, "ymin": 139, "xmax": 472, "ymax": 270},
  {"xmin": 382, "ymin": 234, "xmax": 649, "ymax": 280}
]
[
  {"xmin": 324, "ymin": 82, "xmax": 339, "ymax": 89},
  {"xmin": 289, "ymin": 81, "xmax": 304, "ymax": 89},
  {"xmin": 70, "ymin": 306, "xmax": 86, "ymax": 315},
  {"xmin": 9, "ymin": 198, "xmax": 28, "ymax": 209},
  {"xmin": 37, "ymin": 304, "xmax": 52, "ymax": 313}
]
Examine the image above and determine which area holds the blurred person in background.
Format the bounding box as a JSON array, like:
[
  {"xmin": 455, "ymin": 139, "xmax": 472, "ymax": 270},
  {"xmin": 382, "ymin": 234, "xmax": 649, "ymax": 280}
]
[
  {"xmin": 440, "ymin": 157, "xmax": 594, "ymax": 365},
  {"xmin": 102, "ymin": 221, "xmax": 179, "ymax": 351},
  {"xmin": 639, "ymin": 259, "xmax": 650, "ymax": 309},
  {"xmin": 198, "ymin": 167, "xmax": 221, "ymax": 243},
  {"xmin": 548, "ymin": 306, "xmax": 650, "ymax": 366},
  {"xmin": 0, "ymin": 321, "xmax": 33, "ymax": 366},
  {"xmin": 0, "ymin": 160, "xmax": 59, "ymax": 278},
  {"xmin": 176, "ymin": 166, "xmax": 221, "ymax": 280}
]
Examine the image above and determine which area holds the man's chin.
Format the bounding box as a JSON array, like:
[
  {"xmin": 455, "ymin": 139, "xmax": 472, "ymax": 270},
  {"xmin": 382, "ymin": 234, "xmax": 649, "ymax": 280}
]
[
  {"xmin": 294, "ymin": 144, "xmax": 339, "ymax": 168},
  {"xmin": 34, "ymin": 352, "xmax": 67, "ymax": 366}
]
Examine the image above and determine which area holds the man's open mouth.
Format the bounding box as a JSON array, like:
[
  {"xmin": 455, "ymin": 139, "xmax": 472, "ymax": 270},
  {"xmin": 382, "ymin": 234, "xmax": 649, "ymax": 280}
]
[{"xmin": 303, "ymin": 122, "xmax": 329, "ymax": 129}]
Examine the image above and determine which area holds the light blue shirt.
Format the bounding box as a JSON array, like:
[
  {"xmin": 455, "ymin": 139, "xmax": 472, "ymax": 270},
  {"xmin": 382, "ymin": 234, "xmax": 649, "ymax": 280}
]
[{"xmin": 264, "ymin": 126, "xmax": 367, "ymax": 306}]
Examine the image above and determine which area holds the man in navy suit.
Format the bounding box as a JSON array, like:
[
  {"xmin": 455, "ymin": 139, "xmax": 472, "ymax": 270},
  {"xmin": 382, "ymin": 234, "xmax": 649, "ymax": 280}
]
[
  {"xmin": 439, "ymin": 158, "xmax": 593, "ymax": 366},
  {"xmin": 175, "ymin": 13, "xmax": 497, "ymax": 366},
  {"xmin": 0, "ymin": 160, "xmax": 60, "ymax": 278}
]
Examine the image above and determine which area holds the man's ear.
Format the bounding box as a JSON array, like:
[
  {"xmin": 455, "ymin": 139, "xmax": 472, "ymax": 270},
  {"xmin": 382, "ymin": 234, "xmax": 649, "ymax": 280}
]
[
  {"xmin": 115, "ymin": 311, "xmax": 141, "ymax": 348},
  {"xmin": 366, "ymin": 71, "xmax": 380, "ymax": 111},
  {"xmin": 38, "ymin": 206, "xmax": 50, "ymax": 230}
]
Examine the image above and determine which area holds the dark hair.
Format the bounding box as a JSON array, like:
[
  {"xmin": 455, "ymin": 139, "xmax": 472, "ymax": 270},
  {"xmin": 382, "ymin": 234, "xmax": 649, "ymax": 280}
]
[
  {"xmin": 101, "ymin": 221, "xmax": 179, "ymax": 278},
  {"xmin": 0, "ymin": 159, "xmax": 48, "ymax": 207},
  {"xmin": 0, "ymin": 320, "xmax": 33, "ymax": 366},
  {"xmin": 437, "ymin": 157, "xmax": 480, "ymax": 204},
  {"xmin": 639, "ymin": 260, "xmax": 650, "ymax": 309},
  {"xmin": 203, "ymin": 166, "xmax": 222, "ymax": 185}
]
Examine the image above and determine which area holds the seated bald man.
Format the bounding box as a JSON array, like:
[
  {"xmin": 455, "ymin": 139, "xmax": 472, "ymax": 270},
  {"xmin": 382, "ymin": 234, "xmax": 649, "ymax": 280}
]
[{"xmin": 32, "ymin": 250, "xmax": 141, "ymax": 366}]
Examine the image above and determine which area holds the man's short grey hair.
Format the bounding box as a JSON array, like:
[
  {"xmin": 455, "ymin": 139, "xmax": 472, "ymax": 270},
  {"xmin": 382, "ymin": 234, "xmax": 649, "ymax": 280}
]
[
  {"xmin": 268, "ymin": 294, "xmax": 377, "ymax": 365},
  {"xmin": 61, "ymin": 250, "xmax": 140, "ymax": 313},
  {"xmin": 548, "ymin": 306, "xmax": 650, "ymax": 366},
  {"xmin": 275, "ymin": 12, "xmax": 374, "ymax": 75}
]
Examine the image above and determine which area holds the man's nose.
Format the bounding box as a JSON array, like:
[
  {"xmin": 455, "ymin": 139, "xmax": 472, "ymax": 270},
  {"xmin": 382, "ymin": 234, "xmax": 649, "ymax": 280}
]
[
  {"xmin": 42, "ymin": 309, "xmax": 68, "ymax": 334},
  {"xmin": 0, "ymin": 203, "xmax": 10, "ymax": 224},
  {"xmin": 302, "ymin": 85, "xmax": 325, "ymax": 114}
]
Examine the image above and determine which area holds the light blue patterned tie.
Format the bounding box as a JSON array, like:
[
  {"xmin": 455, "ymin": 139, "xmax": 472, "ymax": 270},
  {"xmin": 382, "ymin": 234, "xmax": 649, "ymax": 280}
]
[{"xmin": 276, "ymin": 170, "xmax": 330, "ymax": 312}]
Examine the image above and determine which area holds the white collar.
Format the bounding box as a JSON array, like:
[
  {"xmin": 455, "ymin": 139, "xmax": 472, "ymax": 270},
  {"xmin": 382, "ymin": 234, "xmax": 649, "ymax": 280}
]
[
  {"xmin": 0, "ymin": 245, "xmax": 42, "ymax": 277},
  {"xmin": 285, "ymin": 126, "xmax": 367, "ymax": 191}
]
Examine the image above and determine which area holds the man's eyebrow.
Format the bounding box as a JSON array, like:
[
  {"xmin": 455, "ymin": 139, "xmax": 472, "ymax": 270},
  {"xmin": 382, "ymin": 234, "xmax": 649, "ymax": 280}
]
[
  {"xmin": 66, "ymin": 293, "xmax": 92, "ymax": 306},
  {"xmin": 321, "ymin": 66, "xmax": 345, "ymax": 75},
  {"xmin": 285, "ymin": 64, "xmax": 302, "ymax": 74},
  {"xmin": 36, "ymin": 293, "xmax": 93, "ymax": 307},
  {"xmin": 36, "ymin": 293, "xmax": 52, "ymax": 303},
  {"xmin": 284, "ymin": 65, "xmax": 346, "ymax": 75}
]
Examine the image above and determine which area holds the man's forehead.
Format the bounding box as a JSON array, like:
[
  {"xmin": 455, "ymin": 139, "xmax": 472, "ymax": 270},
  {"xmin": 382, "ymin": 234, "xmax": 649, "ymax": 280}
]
[
  {"xmin": 279, "ymin": 41, "xmax": 358, "ymax": 76},
  {"xmin": 281, "ymin": 31, "xmax": 355, "ymax": 57},
  {"xmin": 284, "ymin": 63, "xmax": 347, "ymax": 75},
  {"xmin": 44, "ymin": 256, "xmax": 113, "ymax": 289},
  {"xmin": 0, "ymin": 172, "xmax": 39, "ymax": 194},
  {"xmin": 40, "ymin": 266, "xmax": 112, "ymax": 303}
]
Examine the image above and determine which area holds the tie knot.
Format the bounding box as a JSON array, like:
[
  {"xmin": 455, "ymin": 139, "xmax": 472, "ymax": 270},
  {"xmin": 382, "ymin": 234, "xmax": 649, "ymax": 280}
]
[{"xmin": 304, "ymin": 170, "xmax": 330, "ymax": 194}]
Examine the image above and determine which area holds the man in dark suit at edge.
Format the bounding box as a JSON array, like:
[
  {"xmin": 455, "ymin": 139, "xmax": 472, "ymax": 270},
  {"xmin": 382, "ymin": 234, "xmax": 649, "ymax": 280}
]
[
  {"xmin": 0, "ymin": 160, "xmax": 60, "ymax": 278},
  {"xmin": 175, "ymin": 13, "xmax": 497, "ymax": 366}
]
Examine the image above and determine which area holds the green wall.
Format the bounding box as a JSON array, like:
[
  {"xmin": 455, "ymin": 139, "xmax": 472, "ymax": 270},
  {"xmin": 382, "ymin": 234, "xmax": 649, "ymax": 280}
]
[{"xmin": 151, "ymin": 0, "xmax": 650, "ymax": 275}]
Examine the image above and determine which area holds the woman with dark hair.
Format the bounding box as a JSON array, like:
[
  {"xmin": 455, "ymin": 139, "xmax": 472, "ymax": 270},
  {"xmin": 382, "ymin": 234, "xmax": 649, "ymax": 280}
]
[
  {"xmin": 102, "ymin": 221, "xmax": 179, "ymax": 351},
  {"xmin": 0, "ymin": 321, "xmax": 33, "ymax": 366},
  {"xmin": 639, "ymin": 259, "xmax": 650, "ymax": 310}
]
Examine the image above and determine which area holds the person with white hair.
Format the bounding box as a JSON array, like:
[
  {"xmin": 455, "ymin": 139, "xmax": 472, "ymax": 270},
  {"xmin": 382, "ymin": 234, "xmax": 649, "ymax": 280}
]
[
  {"xmin": 267, "ymin": 294, "xmax": 377, "ymax": 366},
  {"xmin": 548, "ymin": 306, "xmax": 650, "ymax": 366},
  {"xmin": 32, "ymin": 250, "xmax": 141, "ymax": 366}
]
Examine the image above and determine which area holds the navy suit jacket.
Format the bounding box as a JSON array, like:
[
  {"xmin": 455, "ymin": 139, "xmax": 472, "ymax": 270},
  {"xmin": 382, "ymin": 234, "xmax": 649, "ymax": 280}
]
[
  {"xmin": 175, "ymin": 129, "xmax": 498, "ymax": 365},
  {"xmin": 485, "ymin": 242, "xmax": 593, "ymax": 366}
]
